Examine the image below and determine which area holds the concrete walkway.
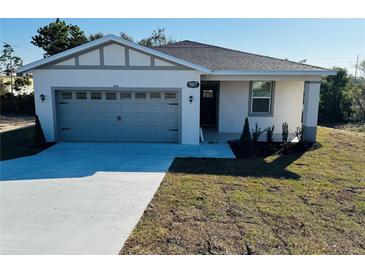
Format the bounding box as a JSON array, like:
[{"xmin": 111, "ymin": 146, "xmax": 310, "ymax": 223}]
[{"xmin": 0, "ymin": 142, "xmax": 234, "ymax": 254}]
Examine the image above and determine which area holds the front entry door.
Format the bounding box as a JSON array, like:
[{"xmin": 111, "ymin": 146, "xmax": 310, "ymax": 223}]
[{"xmin": 200, "ymin": 82, "xmax": 219, "ymax": 127}]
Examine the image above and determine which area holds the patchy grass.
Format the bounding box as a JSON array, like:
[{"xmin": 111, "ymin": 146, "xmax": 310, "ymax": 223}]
[
  {"xmin": 121, "ymin": 127, "xmax": 365, "ymax": 255},
  {"xmin": 320, "ymin": 122, "xmax": 365, "ymax": 134},
  {"xmin": 0, "ymin": 126, "xmax": 53, "ymax": 161}
]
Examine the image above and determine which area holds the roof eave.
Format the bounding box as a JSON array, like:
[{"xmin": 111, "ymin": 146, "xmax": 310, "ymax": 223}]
[{"xmin": 209, "ymin": 70, "xmax": 336, "ymax": 76}]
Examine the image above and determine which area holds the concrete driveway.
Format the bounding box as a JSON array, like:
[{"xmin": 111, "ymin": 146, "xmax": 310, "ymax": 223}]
[{"xmin": 0, "ymin": 142, "xmax": 234, "ymax": 254}]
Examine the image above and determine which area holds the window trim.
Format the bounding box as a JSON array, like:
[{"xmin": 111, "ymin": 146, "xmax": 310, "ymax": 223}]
[{"xmin": 248, "ymin": 81, "xmax": 275, "ymax": 117}]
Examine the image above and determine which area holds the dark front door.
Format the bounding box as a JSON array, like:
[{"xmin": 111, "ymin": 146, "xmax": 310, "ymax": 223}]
[{"xmin": 200, "ymin": 82, "xmax": 219, "ymax": 127}]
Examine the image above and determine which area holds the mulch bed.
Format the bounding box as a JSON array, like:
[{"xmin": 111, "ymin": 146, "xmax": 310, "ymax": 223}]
[{"xmin": 229, "ymin": 139, "xmax": 313, "ymax": 158}]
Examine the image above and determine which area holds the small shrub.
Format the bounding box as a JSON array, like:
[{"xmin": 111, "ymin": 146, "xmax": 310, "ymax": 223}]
[
  {"xmin": 240, "ymin": 117, "xmax": 251, "ymax": 145},
  {"xmin": 266, "ymin": 125, "xmax": 275, "ymax": 143},
  {"xmin": 282, "ymin": 122, "xmax": 289, "ymax": 143},
  {"xmin": 252, "ymin": 123, "xmax": 263, "ymax": 143},
  {"xmin": 33, "ymin": 115, "xmax": 46, "ymax": 148},
  {"xmin": 295, "ymin": 126, "xmax": 303, "ymax": 142},
  {"xmin": 239, "ymin": 118, "xmax": 252, "ymax": 157}
]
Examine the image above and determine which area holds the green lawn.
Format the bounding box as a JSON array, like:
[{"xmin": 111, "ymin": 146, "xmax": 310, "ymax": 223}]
[
  {"xmin": 121, "ymin": 127, "xmax": 365, "ymax": 255},
  {"xmin": 0, "ymin": 126, "xmax": 50, "ymax": 161}
]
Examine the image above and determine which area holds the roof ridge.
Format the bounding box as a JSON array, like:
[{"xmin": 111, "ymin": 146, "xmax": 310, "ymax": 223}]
[{"xmin": 156, "ymin": 39, "xmax": 329, "ymax": 70}]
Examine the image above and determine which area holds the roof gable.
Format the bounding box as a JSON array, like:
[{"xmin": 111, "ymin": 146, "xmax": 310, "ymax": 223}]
[{"xmin": 18, "ymin": 35, "xmax": 210, "ymax": 73}]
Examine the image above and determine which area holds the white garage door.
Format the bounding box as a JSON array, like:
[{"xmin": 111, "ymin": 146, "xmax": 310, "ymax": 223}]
[{"xmin": 56, "ymin": 90, "xmax": 179, "ymax": 143}]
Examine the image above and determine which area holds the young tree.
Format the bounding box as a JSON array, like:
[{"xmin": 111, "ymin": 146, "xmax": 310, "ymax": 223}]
[
  {"xmin": 344, "ymin": 79, "xmax": 365, "ymax": 122},
  {"xmin": 88, "ymin": 33, "xmax": 104, "ymax": 41},
  {"xmin": 240, "ymin": 118, "xmax": 251, "ymax": 145},
  {"xmin": 138, "ymin": 28, "xmax": 175, "ymax": 47},
  {"xmin": 0, "ymin": 43, "xmax": 30, "ymax": 94},
  {"xmin": 282, "ymin": 122, "xmax": 289, "ymax": 143},
  {"xmin": 31, "ymin": 19, "xmax": 88, "ymax": 57},
  {"xmin": 251, "ymin": 123, "xmax": 263, "ymax": 143},
  {"xmin": 266, "ymin": 125, "xmax": 275, "ymax": 143},
  {"xmin": 0, "ymin": 43, "xmax": 22, "ymax": 72}
]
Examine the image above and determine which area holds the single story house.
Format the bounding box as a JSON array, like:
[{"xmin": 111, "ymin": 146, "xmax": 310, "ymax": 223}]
[{"xmin": 18, "ymin": 35, "xmax": 335, "ymax": 145}]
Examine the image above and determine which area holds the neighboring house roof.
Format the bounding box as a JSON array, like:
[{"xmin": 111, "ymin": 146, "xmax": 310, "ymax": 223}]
[
  {"xmin": 153, "ymin": 40, "xmax": 332, "ymax": 74},
  {"xmin": 18, "ymin": 34, "xmax": 335, "ymax": 75}
]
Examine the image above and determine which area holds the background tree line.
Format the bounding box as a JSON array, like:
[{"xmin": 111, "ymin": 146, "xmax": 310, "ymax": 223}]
[
  {"xmin": 1, "ymin": 18, "xmax": 364, "ymax": 123},
  {"xmin": 319, "ymin": 64, "xmax": 365, "ymax": 123}
]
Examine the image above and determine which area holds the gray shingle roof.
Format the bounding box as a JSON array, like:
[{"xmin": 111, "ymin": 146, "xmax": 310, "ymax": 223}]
[{"xmin": 153, "ymin": 40, "xmax": 327, "ymax": 71}]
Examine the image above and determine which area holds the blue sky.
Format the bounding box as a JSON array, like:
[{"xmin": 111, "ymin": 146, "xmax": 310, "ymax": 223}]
[{"xmin": 1, "ymin": 18, "xmax": 364, "ymax": 74}]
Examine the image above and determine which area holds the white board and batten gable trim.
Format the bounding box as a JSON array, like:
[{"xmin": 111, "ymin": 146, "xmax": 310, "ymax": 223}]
[
  {"xmin": 17, "ymin": 34, "xmax": 209, "ymax": 73},
  {"xmin": 103, "ymin": 44, "xmax": 125, "ymax": 66},
  {"xmin": 54, "ymin": 58, "xmax": 75, "ymax": 66},
  {"xmin": 78, "ymin": 49, "xmax": 100, "ymax": 66},
  {"xmin": 129, "ymin": 49, "xmax": 151, "ymax": 66},
  {"xmin": 155, "ymin": 58, "xmax": 175, "ymax": 67}
]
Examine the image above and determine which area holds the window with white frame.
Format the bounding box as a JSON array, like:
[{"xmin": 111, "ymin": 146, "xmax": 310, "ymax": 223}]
[{"xmin": 250, "ymin": 81, "xmax": 273, "ymax": 114}]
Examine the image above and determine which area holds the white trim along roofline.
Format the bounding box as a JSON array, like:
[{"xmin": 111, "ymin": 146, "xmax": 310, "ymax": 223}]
[
  {"xmin": 209, "ymin": 69, "xmax": 336, "ymax": 76},
  {"xmin": 17, "ymin": 34, "xmax": 336, "ymax": 76}
]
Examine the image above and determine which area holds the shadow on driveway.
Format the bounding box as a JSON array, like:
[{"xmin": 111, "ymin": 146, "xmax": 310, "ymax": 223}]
[{"xmin": 1, "ymin": 142, "xmax": 235, "ymax": 181}]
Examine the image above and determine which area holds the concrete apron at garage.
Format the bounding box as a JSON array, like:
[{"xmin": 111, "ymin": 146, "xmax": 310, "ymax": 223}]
[{"xmin": 0, "ymin": 142, "xmax": 234, "ymax": 255}]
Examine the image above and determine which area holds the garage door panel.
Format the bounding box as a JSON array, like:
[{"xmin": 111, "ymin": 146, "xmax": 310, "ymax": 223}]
[
  {"xmin": 165, "ymin": 105, "xmax": 178, "ymax": 113},
  {"xmin": 57, "ymin": 90, "xmax": 179, "ymax": 143}
]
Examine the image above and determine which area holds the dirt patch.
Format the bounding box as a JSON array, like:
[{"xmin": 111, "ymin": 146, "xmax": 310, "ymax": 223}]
[{"xmin": 0, "ymin": 115, "xmax": 35, "ymax": 132}]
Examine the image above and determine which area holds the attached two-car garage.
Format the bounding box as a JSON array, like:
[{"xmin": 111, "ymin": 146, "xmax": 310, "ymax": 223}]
[{"xmin": 56, "ymin": 89, "xmax": 180, "ymax": 143}]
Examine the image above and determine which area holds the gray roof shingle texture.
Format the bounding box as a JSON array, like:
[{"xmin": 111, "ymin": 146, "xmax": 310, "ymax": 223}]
[{"xmin": 153, "ymin": 40, "xmax": 327, "ymax": 71}]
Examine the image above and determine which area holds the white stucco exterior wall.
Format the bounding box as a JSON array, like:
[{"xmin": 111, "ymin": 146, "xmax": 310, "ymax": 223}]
[
  {"xmin": 218, "ymin": 81, "xmax": 249, "ymax": 132},
  {"xmin": 303, "ymin": 82, "xmax": 321, "ymax": 127},
  {"xmin": 219, "ymin": 80, "xmax": 305, "ymax": 140},
  {"xmin": 302, "ymin": 81, "xmax": 321, "ymax": 141},
  {"xmin": 32, "ymin": 69, "xmax": 201, "ymax": 144}
]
